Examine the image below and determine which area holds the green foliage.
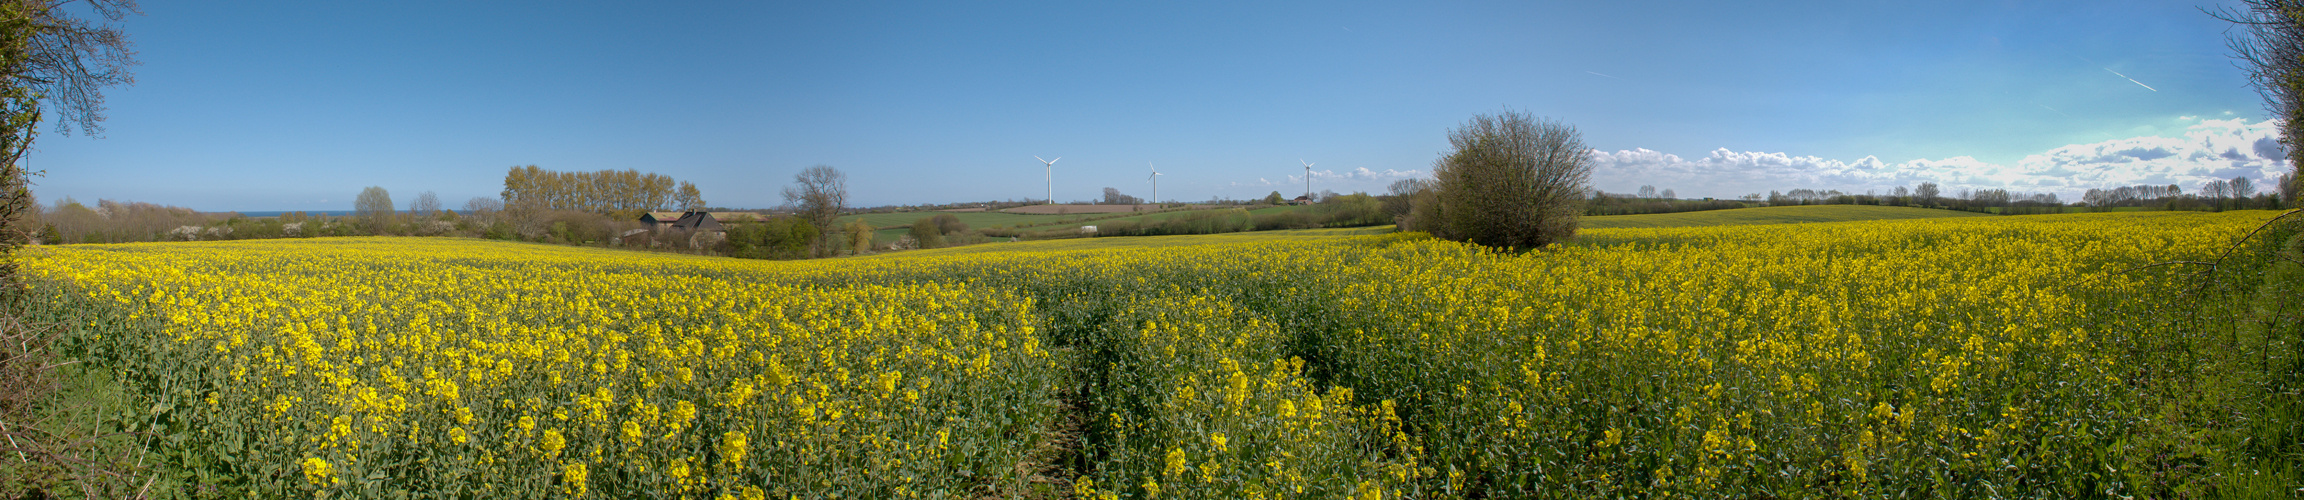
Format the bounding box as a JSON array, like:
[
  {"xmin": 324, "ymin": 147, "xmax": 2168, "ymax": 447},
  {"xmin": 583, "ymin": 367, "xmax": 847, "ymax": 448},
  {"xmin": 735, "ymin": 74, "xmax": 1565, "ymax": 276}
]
[
  {"xmin": 1249, "ymin": 209, "xmax": 1315, "ymax": 230},
  {"xmin": 842, "ymin": 218, "xmax": 874, "ymax": 255},
  {"xmin": 0, "ymin": 40, "xmax": 37, "ymax": 282},
  {"xmin": 1308, "ymin": 192, "xmax": 1385, "ymax": 227},
  {"xmin": 1428, "ymin": 110, "xmax": 1591, "ymax": 250},
  {"xmin": 931, "ymin": 213, "xmax": 967, "ymax": 235},
  {"xmin": 1094, "ymin": 209, "xmax": 1254, "ymax": 237},
  {"xmin": 723, "ymin": 217, "xmax": 817, "ymax": 259},
  {"xmin": 896, "ymin": 214, "xmax": 974, "ymax": 250},
  {"xmin": 1090, "ymin": 199, "xmax": 1393, "ymax": 239},
  {"xmin": 1584, "ymin": 196, "xmax": 1749, "ymax": 216},
  {"xmin": 499, "ymin": 165, "xmax": 688, "ymax": 217},
  {"xmin": 907, "ymin": 217, "xmax": 946, "ymax": 249},
  {"xmin": 482, "ymin": 221, "xmax": 515, "ymax": 241}
]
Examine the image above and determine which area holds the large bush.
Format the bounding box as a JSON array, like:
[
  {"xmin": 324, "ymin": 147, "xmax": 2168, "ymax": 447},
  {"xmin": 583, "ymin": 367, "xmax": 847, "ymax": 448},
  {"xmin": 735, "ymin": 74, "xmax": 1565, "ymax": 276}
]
[
  {"xmin": 903, "ymin": 214, "xmax": 971, "ymax": 250},
  {"xmin": 1310, "ymin": 192, "xmax": 1385, "ymax": 227},
  {"xmin": 723, "ymin": 217, "xmax": 817, "ymax": 259},
  {"xmin": 1424, "ymin": 110, "xmax": 1592, "ymax": 249},
  {"xmin": 907, "ymin": 217, "xmax": 947, "ymax": 249}
]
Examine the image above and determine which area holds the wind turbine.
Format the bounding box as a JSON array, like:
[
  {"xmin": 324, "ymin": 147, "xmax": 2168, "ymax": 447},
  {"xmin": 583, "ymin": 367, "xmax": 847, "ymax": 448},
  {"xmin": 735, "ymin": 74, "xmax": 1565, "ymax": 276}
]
[
  {"xmin": 1148, "ymin": 162, "xmax": 1162, "ymax": 207},
  {"xmin": 1035, "ymin": 156, "xmax": 1060, "ymax": 204},
  {"xmin": 1301, "ymin": 159, "xmax": 1315, "ymax": 202}
]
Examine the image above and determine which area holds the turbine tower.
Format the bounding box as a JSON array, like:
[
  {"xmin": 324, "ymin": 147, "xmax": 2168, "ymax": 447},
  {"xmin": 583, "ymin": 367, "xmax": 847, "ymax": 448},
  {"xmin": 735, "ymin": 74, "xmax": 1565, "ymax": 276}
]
[
  {"xmin": 1148, "ymin": 162, "xmax": 1162, "ymax": 207},
  {"xmin": 1035, "ymin": 156, "xmax": 1061, "ymax": 204},
  {"xmin": 1301, "ymin": 159, "xmax": 1315, "ymax": 201}
]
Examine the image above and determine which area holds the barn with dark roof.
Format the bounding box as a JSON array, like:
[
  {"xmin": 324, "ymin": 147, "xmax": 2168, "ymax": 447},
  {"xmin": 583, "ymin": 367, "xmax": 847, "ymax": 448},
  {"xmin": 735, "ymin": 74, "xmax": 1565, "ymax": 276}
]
[{"xmin": 640, "ymin": 211, "xmax": 723, "ymax": 232}]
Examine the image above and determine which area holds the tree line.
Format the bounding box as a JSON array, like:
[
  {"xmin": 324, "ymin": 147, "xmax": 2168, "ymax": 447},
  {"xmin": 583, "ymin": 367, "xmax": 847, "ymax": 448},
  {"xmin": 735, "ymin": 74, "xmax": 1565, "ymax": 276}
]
[
  {"xmin": 499, "ymin": 165, "xmax": 705, "ymax": 216},
  {"xmin": 2079, "ymin": 175, "xmax": 2291, "ymax": 211}
]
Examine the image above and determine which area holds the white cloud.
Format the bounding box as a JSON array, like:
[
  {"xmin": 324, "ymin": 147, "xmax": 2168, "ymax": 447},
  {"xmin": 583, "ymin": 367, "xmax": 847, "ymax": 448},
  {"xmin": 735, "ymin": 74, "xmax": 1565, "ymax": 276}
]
[
  {"xmin": 1588, "ymin": 117, "xmax": 2292, "ymax": 199},
  {"xmin": 1288, "ymin": 167, "xmax": 1425, "ymax": 184},
  {"xmin": 1229, "ymin": 168, "xmax": 1427, "ymax": 193}
]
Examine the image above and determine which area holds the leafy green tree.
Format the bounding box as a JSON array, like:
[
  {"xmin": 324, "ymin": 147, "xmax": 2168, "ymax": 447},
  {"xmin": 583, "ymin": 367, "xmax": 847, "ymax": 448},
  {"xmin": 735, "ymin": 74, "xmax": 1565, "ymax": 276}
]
[
  {"xmin": 724, "ymin": 217, "xmax": 816, "ymax": 259},
  {"xmin": 908, "ymin": 216, "xmax": 946, "ymax": 249},
  {"xmin": 1425, "ymin": 109, "xmax": 1593, "ymax": 250},
  {"xmin": 843, "ymin": 217, "xmax": 875, "ymax": 255},
  {"xmin": 675, "ymin": 181, "xmax": 705, "ymax": 211},
  {"xmin": 932, "ymin": 213, "xmax": 967, "ymax": 235},
  {"xmin": 499, "ymin": 165, "xmax": 683, "ymax": 216}
]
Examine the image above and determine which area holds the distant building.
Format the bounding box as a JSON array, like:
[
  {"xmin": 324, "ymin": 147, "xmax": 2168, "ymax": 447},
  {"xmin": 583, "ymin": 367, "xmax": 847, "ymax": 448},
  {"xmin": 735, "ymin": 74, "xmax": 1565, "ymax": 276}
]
[
  {"xmin": 1291, "ymin": 195, "xmax": 1314, "ymax": 205},
  {"xmin": 640, "ymin": 211, "xmax": 724, "ymax": 232},
  {"xmin": 640, "ymin": 211, "xmax": 684, "ymax": 228}
]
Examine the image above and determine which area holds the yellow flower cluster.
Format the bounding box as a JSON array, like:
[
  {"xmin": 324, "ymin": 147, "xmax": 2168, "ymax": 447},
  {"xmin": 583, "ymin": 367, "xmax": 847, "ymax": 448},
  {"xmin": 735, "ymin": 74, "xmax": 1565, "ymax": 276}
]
[
  {"xmin": 23, "ymin": 238, "xmax": 1061, "ymax": 498},
  {"xmin": 17, "ymin": 209, "xmax": 2285, "ymax": 498}
]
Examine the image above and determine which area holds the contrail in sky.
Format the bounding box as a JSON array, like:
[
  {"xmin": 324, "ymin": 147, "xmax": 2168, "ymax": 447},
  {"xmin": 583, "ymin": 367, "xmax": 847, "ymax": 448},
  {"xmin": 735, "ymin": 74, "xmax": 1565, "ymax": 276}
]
[
  {"xmin": 2103, "ymin": 68, "xmax": 2157, "ymax": 91},
  {"xmin": 2034, "ymin": 102, "xmax": 2072, "ymax": 118},
  {"xmin": 1585, "ymin": 71, "xmax": 1619, "ymax": 79}
]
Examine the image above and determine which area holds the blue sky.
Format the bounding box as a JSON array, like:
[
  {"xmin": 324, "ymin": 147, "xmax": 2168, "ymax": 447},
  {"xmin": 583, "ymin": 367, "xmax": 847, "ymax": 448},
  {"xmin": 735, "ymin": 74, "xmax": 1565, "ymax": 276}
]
[{"xmin": 25, "ymin": 0, "xmax": 2288, "ymax": 211}]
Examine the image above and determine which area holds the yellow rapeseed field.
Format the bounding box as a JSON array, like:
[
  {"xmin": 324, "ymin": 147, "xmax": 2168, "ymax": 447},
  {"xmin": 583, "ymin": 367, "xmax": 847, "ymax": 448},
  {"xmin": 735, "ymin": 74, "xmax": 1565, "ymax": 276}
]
[{"xmin": 17, "ymin": 210, "xmax": 2298, "ymax": 498}]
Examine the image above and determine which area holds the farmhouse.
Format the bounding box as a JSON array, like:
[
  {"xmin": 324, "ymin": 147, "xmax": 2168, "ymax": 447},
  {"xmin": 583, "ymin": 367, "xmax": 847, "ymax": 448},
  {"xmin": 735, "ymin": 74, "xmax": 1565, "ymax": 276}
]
[{"xmin": 640, "ymin": 211, "xmax": 725, "ymax": 232}]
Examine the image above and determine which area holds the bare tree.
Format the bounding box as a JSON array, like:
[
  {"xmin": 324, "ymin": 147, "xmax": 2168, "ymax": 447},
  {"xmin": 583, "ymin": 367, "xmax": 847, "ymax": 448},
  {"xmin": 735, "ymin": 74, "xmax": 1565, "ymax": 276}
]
[
  {"xmin": 354, "ymin": 186, "xmax": 394, "ymax": 234},
  {"xmin": 461, "ymin": 196, "xmax": 502, "ymax": 225},
  {"xmin": 782, "ymin": 165, "xmax": 846, "ymax": 254},
  {"xmin": 1660, "ymin": 188, "xmax": 1676, "ymax": 200},
  {"xmin": 1383, "ymin": 178, "xmax": 1431, "ymax": 224},
  {"xmin": 2231, "ymin": 176, "xmax": 2257, "ymax": 199},
  {"xmin": 1101, "ymin": 187, "xmax": 1141, "ymax": 205},
  {"xmin": 2212, "ymin": 1, "xmax": 2304, "ymax": 207},
  {"xmin": 1915, "ymin": 182, "xmax": 1941, "ymax": 206},
  {"xmin": 409, "ymin": 190, "xmax": 441, "ymax": 218},
  {"xmin": 1424, "ymin": 109, "xmax": 1593, "ymax": 249},
  {"xmin": 2283, "ymin": 172, "xmax": 2298, "ymax": 206},
  {"xmin": 1637, "ymin": 185, "xmax": 1658, "ymax": 199}
]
